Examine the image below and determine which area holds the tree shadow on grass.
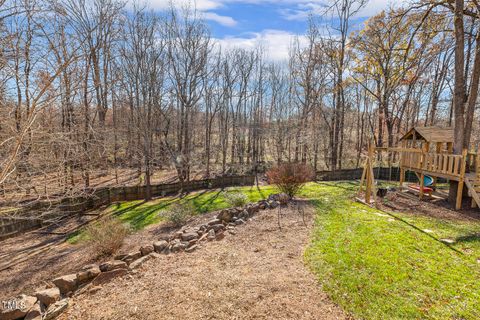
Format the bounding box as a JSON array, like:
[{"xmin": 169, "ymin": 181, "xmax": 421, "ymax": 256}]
[
  {"xmin": 455, "ymin": 233, "xmax": 480, "ymax": 244},
  {"xmin": 189, "ymin": 189, "xmax": 224, "ymax": 213},
  {"xmin": 113, "ymin": 189, "xmax": 223, "ymax": 231},
  {"xmin": 115, "ymin": 198, "xmax": 179, "ymax": 231},
  {"xmin": 371, "ymin": 209, "xmax": 466, "ymax": 255},
  {"xmin": 310, "ymin": 187, "xmax": 467, "ymax": 256},
  {"xmin": 313, "ymin": 181, "xmax": 359, "ymax": 192}
]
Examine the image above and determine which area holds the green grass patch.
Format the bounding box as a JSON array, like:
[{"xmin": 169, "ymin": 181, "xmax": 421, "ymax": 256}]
[
  {"xmin": 305, "ymin": 182, "xmax": 480, "ymax": 320},
  {"xmin": 67, "ymin": 185, "xmax": 277, "ymax": 244}
]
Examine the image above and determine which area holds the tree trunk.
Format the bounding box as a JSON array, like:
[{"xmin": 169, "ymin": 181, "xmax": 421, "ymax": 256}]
[{"xmin": 449, "ymin": 0, "xmax": 466, "ymax": 205}]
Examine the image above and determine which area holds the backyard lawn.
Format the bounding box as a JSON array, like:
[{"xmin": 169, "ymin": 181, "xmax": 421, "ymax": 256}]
[
  {"xmin": 68, "ymin": 181, "xmax": 480, "ymax": 319},
  {"xmin": 305, "ymin": 182, "xmax": 480, "ymax": 320}
]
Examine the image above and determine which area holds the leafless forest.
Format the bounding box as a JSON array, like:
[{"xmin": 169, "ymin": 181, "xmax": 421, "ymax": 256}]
[{"xmin": 1, "ymin": 0, "xmax": 479, "ymax": 206}]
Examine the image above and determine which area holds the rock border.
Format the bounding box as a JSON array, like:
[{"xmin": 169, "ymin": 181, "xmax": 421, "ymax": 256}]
[{"xmin": 0, "ymin": 195, "xmax": 286, "ymax": 320}]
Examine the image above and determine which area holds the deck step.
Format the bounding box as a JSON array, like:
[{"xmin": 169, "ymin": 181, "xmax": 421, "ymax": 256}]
[{"xmin": 465, "ymin": 178, "xmax": 480, "ymax": 208}]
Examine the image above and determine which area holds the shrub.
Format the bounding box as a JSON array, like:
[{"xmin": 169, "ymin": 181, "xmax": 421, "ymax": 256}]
[
  {"xmin": 85, "ymin": 216, "xmax": 130, "ymax": 257},
  {"xmin": 224, "ymin": 190, "xmax": 248, "ymax": 207},
  {"xmin": 266, "ymin": 162, "xmax": 314, "ymax": 198},
  {"xmin": 162, "ymin": 203, "xmax": 195, "ymax": 227}
]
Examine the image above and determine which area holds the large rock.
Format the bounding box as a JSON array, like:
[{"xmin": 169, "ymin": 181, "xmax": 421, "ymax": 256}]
[
  {"xmin": 269, "ymin": 200, "xmax": 279, "ymax": 208},
  {"xmin": 277, "ymin": 193, "xmax": 290, "ymax": 205},
  {"xmin": 258, "ymin": 201, "xmax": 267, "ymax": 210},
  {"xmin": 197, "ymin": 232, "xmax": 209, "ymax": 242},
  {"xmin": 171, "ymin": 242, "xmax": 186, "ymax": 253},
  {"xmin": 44, "ymin": 299, "xmax": 69, "ymax": 320},
  {"xmin": 207, "ymin": 229, "xmax": 216, "ymax": 241},
  {"xmin": 129, "ymin": 253, "xmax": 159, "ymax": 269},
  {"xmin": 215, "ymin": 230, "xmax": 225, "ymax": 240},
  {"xmin": 52, "ymin": 274, "xmax": 77, "ymax": 294},
  {"xmin": 210, "ymin": 224, "xmax": 225, "ymax": 232},
  {"xmin": 24, "ymin": 301, "xmax": 42, "ymax": 320},
  {"xmin": 0, "ymin": 295, "xmax": 37, "ymax": 320},
  {"xmin": 234, "ymin": 219, "xmax": 245, "ymax": 225},
  {"xmin": 268, "ymin": 194, "xmax": 279, "ymax": 201},
  {"xmin": 35, "ymin": 287, "xmax": 60, "ymax": 307},
  {"xmin": 251, "ymin": 204, "xmax": 260, "ymax": 213},
  {"xmin": 122, "ymin": 251, "xmax": 141, "ymax": 264},
  {"xmin": 217, "ymin": 209, "xmax": 234, "ymax": 222},
  {"xmin": 207, "ymin": 219, "xmax": 221, "ymax": 226},
  {"xmin": 99, "ymin": 260, "xmax": 127, "ymax": 272},
  {"xmin": 173, "ymin": 231, "xmax": 183, "ymax": 239},
  {"xmin": 140, "ymin": 244, "xmax": 154, "ymax": 256},
  {"xmin": 238, "ymin": 210, "xmax": 249, "ymax": 219},
  {"xmin": 153, "ymin": 240, "xmax": 169, "ymax": 253},
  {"xmin": 114, "ymin": 253, "xmax": 128, "ymax": 261},
  {"xmin": 181, "ymin": 232, "xmax": 198, "ymax": 241},
  {"xmin": 246, "ymin": 206, "xmax": 255, "ymax": 215},
  {"xmin": 91, "ymin": 269, "xmax": 128, "ymax": 286},
  {"xmin": 77, "ymin": 265, "xmax": 101, "ymax": 284}
]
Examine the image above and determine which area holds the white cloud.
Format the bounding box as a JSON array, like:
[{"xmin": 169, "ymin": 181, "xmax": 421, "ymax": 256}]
[
  {"xmin": 203, "ymin": 12, "xmax": 237, "ymax": 26},
  {"xmin": 140, "ymin": 0, "xmax": 412, "ymax": 19},
  {"xmin": 215, "ymin": 29, "xmax": 308, "ymax": 61},
  {"xmin": 278, "ymin": 0, "xmax": 411, "ymax": 21},
  {"xmin": 147, "ymin": 0, "xmax": 224, "ymax": 11},
  {"xmin": 144, "ymin": 0, "xmax": 238, "ymax": 26}
]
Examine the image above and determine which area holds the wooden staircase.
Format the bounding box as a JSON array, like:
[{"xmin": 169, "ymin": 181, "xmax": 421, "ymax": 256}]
[
  {"xmin": 465, "ymin": 155, "xmax": 480, "ymax": 208},
  {"xmin": 465, "ymin": 177, "xmax": 480, "ymax": 208}
]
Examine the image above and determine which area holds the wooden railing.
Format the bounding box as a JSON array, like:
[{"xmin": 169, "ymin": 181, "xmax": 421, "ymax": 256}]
[
  {"xmin": 466, "ymin": 152, "xmax": 478, "ymax": 173},
  {"xmin": 400, "ymin": 149, "xmax": 468, "ymax": 179}
]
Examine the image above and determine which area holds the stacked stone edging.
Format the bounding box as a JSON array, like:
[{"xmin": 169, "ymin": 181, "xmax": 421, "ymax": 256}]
[{"xmin": 0, "ymin": 194, "xmax": 287, "ymax": 320}]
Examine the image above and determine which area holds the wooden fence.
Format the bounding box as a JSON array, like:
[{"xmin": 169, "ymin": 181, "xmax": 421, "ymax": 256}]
[{"xmin": 0, "ymin": 175, "xmax": 255, "ymax": 240}]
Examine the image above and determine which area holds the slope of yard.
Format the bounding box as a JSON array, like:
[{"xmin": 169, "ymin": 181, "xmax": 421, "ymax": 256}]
[
  {"xmin": 305, "ymin": 182, "xmax": 480, "ymax": 320},
  {"xmin": 68, "ymin": 185, "xmax": 278, "ymax": 243},
  {"xmin": 4, "ymin": 181, "xmax": 480, "ymax": 320},
  {"xmin": 1, "ymin": 185, "xmax": 278, "ymax": 300},
  {"xmin": 59, "ymin": 205, "xmax": 346, "ymax": 320}
]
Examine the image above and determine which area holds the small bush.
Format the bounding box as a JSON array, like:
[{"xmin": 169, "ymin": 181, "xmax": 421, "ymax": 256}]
[
  {"xmin": 85, "ymin": 216, "xmax": 130, "ymax": 257},
  {"xmin": 266, "ymin": 162, "xmax": 314, "ymax": 198},
  {"xmin": 162, "ymin": 203, "xmax": 195, "ymax": 227},
  {"xmin": 224, "ymin": 191, "xmax": 248, "ymax": 207}
]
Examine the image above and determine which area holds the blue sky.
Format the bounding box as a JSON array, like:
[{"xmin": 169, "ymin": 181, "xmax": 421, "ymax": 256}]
[{"xmin": 148, "ymin": 0, "xmax": 408, "ymax": 60}]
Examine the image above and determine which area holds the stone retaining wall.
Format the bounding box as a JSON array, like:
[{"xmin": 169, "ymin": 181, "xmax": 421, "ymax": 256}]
[{"xmin": 0, "ymin": 195, "xmax": 284, "ymax": 320}]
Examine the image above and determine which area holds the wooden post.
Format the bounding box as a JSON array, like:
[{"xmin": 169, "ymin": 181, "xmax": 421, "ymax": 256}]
[
  {"xmin": 399, "ymin": 141, "xmax": 405, "ymax": 190},
  {"xmin": 359, "ymin": 164, "xmax": 367, "ymax": 194},
  {"xmin": 447, "ymin": 142, "xmax": 453, "ymax": 153},
  {"xmin": 365, "ymin": 143, "xmax": 374, "ymax": 204},
  {"xmin": 418, "ymin": 145, "xmax": 427, "ymax": 200},
  {"xmin": 365, "ymin": 158, "xmax": 371, "ymax": 204},
  {"xmin": 473, "ymin": 147, "xmax": 479, "ymax": 208},
  {"xmin": 399, "ymin": 167, "xmax": 405, "ymax": 190},
  {"xmin": 419, "ymin": 172, "xmax": 425, "ymax": 199},
  {"xmin": 425, "ymin": 141, "xmax": 430, "ymax": 153},
  {"xmin": 432, "ymin": 142, "xmax": 442, "ymax": 188},
  {"xmin": 456, "ymin": 149, "xmax": 468, "ymax": 210}
]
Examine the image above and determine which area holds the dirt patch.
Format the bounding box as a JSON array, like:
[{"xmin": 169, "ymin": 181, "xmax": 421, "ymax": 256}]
[
  {"xmin": 377, "ymin": 190, "xmax": 480, "ymax": 222},
  {"xmin": 59, "ymin": 206, "xmax": 347, "ymax": 320},
  {"xmin": 0, "ymin": 214, "xmax": 98, "ymax": 301},
  {"xmin": 0, "ymin": 202, "xmax": 225, "ymax": 301}
]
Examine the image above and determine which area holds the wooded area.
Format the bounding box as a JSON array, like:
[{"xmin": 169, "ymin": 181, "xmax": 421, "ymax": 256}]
[{"xmin": 0, "ymin": 0, "xmax": 479, "ymax": 208}]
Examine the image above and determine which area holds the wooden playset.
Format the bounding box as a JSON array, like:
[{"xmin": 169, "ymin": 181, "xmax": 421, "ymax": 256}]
[{"xmin": 358, "ymin": 126, "xmax": 480, "ymax": 210}]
